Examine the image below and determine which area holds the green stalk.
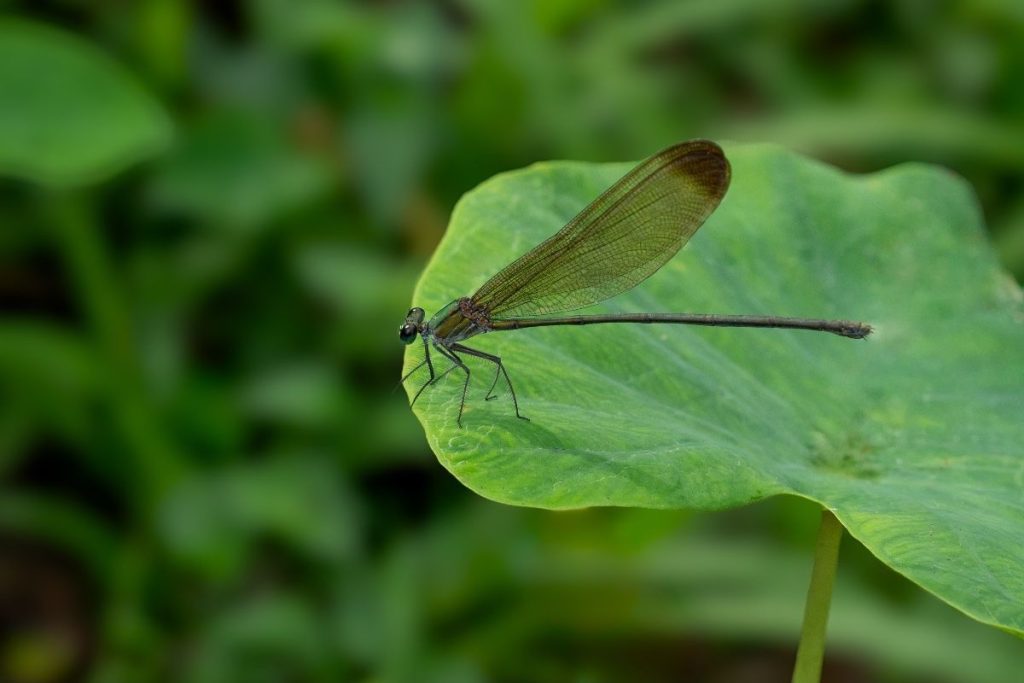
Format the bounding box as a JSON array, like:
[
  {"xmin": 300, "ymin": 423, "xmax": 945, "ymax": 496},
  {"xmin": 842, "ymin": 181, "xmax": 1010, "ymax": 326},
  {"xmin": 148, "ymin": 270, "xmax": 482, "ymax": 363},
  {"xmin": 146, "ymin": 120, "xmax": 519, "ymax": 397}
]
[
  {"xmin": 791, "ymin": 507, "xmax": 843, "ymax": 683},
  {"xmin": 49, "ymin": 192, "xmax": 183, "ymax": 508},
  {"xmin": 49, "ymin": 191, "xmax": 178, "ymax": 683}
]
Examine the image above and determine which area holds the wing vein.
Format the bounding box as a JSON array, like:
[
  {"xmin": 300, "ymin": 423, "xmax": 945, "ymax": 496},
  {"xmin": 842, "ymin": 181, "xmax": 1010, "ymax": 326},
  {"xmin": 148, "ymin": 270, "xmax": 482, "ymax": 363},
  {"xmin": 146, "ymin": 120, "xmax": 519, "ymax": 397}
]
[{"xmin": 471, "ymin": 140, "xmax": 731, "ymax": 319}]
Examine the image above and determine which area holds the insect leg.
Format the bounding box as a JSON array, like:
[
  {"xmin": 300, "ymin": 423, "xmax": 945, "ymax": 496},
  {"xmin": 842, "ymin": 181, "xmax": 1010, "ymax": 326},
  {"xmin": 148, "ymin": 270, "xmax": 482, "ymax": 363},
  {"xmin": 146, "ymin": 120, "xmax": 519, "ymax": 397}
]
[
  {"xmin": 434, "ymin": 343, "xmax": 472, "ymax": 428},
  {"xmin": 451, "ymin": 343, "xmax": 529, "ymax": 421},
  {"xmin": 409, "ymin": 339, "xmax": 450, "ymax": 408},
  {"xmin": 410, "ymin": 362, "xmax": 458, "ymax": 408},
  {"xmin": 400, "ymin": 358, "xmax": 426, "ymax": 385}
]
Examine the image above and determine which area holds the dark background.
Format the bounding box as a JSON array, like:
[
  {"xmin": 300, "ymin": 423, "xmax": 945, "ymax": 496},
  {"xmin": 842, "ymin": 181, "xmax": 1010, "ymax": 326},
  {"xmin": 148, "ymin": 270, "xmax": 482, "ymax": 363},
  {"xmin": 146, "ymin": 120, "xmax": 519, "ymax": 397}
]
[{"xmin": 2, "ymin": 1, "xmax": 1022, "ymax": 682}]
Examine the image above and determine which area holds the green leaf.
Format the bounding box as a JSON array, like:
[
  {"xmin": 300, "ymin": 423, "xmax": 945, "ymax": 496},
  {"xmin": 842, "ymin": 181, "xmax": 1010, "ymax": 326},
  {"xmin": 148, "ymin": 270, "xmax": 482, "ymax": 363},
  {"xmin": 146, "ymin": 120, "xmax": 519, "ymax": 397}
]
[
  {"xmin": 149, "ymin": 111, "xmax": 331, "ymax": 230},
  {"xmin": 0, "ymin": 491, "xmax": 118, "ymax": 586},
  {"xmin": 0, "ymin": 19, "xmax": 171, "ymax": 186},
  {"xmin": 0, "ymin": 320, "xmax": 102, "ymax": 468},
  {"xmin": 158, "ymin": 455, "xmax": 360, "ymax": 579},
  {"xmin": 405, "ymin": 142, "xmax": 1024, "ymax": 635},
  {"xmin": 184, "ymin": 593, "xmax": 331, "ymax": 683},
  {"xmin": 293, "ymin": 244, "xmax": 423, "ymax": 360},
  {"xmin": 239, "ymin": 361, "xmax": 352, "ymax": 428}
]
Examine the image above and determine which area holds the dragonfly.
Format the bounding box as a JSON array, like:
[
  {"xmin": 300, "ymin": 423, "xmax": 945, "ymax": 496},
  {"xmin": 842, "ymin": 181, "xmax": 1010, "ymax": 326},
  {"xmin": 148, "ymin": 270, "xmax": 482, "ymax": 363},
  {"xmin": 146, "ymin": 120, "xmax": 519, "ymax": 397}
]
[{"xmin": 399, "ymin": 140, "xmax": 871, "ymax": 427}]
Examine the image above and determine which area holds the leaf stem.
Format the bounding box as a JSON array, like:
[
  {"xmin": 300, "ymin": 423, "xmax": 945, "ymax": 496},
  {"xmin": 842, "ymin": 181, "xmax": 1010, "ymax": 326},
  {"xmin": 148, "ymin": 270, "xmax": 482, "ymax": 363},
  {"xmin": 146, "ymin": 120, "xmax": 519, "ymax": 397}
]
[
  {"xmin": 49, "ymin": 191, "xmax": 183, "ymax": 506},
  {"xmin": 49, "ymin": 191, "xmax": 176, "ymax": 683},
  {"xmin": 791, "ymin": 507, "xmax": 843, "ymax": 683}
]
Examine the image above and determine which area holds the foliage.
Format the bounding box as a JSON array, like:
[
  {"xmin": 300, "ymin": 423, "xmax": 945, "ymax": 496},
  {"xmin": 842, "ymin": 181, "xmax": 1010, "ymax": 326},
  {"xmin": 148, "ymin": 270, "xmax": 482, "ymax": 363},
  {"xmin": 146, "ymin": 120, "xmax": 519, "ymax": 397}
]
[
  {"xmin": 408, "ymin": 143, "xmax": 1024, "ymax": 635},
  {"xmin": 1, "ymin": 2, "xmax": 1023, "ymax": 682},
  {"xmin": 0, "ymin": 19, "xmax": 170, "ymax": 186}
]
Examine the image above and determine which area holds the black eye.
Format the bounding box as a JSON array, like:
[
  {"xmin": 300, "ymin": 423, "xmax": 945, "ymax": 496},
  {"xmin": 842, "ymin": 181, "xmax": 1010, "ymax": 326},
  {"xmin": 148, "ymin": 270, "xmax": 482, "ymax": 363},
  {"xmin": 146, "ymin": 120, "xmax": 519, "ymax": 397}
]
[{"xmin": 399, "ymin": 323, "xmax": 417, "ymax": 344}]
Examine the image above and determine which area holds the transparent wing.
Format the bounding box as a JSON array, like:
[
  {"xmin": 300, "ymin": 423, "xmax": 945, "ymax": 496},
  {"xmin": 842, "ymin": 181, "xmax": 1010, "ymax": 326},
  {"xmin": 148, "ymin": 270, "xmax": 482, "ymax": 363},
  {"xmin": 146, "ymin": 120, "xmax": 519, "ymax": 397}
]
[{"xmin": 471, "ymin": 140, "xmax": 730, "ymax": 319}]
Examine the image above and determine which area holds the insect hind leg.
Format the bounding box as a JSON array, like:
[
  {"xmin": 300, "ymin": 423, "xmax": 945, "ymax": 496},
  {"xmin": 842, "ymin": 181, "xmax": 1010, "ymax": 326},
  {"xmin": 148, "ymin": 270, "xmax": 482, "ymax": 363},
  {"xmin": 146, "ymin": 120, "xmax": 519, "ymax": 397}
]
[{"xmin": 451, "ymin": 343, "xmax": 528, "ymax": 422}]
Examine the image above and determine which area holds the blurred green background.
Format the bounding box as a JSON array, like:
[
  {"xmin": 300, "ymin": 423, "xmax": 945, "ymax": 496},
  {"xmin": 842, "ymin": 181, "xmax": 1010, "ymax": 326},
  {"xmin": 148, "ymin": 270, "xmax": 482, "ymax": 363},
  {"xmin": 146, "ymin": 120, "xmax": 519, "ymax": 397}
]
[{"xmin": 1, "ymin": 1, "xmax": 1022, "ymax": 682}]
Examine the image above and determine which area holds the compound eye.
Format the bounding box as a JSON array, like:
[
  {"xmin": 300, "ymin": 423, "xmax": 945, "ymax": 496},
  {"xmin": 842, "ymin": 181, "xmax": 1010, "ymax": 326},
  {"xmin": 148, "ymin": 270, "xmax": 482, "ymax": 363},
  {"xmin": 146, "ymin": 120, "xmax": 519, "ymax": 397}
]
[{"xmin": 399, "ymin": 323, "xmax": 418, "ymax": 345}]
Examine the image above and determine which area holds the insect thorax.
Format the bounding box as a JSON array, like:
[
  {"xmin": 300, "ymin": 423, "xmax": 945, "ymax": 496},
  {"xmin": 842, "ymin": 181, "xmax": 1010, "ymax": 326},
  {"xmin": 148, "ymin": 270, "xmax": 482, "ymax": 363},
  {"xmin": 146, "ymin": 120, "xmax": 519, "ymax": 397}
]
[{"xmin": 458, "ymin": 297, "xmax": 493, "ymax": 328}]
